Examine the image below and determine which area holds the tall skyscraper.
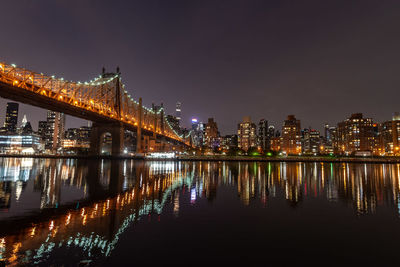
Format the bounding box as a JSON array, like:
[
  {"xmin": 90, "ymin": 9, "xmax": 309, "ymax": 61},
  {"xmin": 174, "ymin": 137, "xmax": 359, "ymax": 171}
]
[
  {"xmin": 302, "ymin": 128, "xmax": 321, "ymax": 155},
  {"xmin": 176, "ymin": 102, "xmax": 182, "ymax": 124},
  {"xmin": 281, "ymin": 115, "xmax": 301, "ymax": 155},
  {"xmin": 205, "ymin": 118, "xmax": 219, "ymax": 148},
  {"xmin": 258, "ymin": 119, "xmax": 269, "ymax": 151},
  {"xmin": 4, "ymin": 102, "xmax": 19, "ymax": 133},
  {"xmin": 237, "ymin": 116, "xmax": 257, "ymax": 152},
  {"xmin": 45, "ymin": 111, "xmax": 65, "ymax": 152},
  {"xmin": 191, "ymin": 118, "xmax": 205, "ymax": 147}
]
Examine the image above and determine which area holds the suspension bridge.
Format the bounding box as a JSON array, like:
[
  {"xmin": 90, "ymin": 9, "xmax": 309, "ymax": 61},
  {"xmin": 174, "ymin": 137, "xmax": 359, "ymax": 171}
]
[{"xmin": 0, "ymin": 62, "xmax": 192, "ymax": 155}]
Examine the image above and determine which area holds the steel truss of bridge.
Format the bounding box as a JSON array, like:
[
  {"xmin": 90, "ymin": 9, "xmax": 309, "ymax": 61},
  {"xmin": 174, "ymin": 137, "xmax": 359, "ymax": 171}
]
[{"xmin": 0, "ymin": 61, "xmax": 193, "ymax": 155}]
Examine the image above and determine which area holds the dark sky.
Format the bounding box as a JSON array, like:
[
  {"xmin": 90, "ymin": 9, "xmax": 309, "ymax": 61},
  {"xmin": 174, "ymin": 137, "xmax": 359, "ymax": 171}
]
[{"xmin": 0, "ymin": 0, "xmax": 399, "ymax": 134}]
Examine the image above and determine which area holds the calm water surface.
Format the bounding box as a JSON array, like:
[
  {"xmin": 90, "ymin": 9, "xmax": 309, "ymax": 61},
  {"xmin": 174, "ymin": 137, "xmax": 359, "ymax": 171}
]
[{"xmin": 0, "ymin": 158, "xmax": 399, "ymax": 266}]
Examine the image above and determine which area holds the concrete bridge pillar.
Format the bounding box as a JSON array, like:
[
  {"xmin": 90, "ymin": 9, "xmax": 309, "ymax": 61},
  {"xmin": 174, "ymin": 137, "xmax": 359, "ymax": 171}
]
[
  {"xmin": 144, "ymin": 135, "xmax": 150, "ymax": 152},
  {"xmin": 90, "ymin": 122, "xmax": 124, "ymax": 156}
]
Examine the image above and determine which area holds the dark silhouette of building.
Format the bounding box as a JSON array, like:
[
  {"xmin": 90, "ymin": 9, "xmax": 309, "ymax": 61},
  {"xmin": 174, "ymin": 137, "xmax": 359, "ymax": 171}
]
[
  {"xmin": 38, "ymin": 121, "xmax": 47, "ymax": 139},
  {"xmin": 258, "ymin": 119, "xmax": 270, "ymax": 152},
  {"xmin": 4, "ymin": 102, "xmax": 19, "ymax": 133}
]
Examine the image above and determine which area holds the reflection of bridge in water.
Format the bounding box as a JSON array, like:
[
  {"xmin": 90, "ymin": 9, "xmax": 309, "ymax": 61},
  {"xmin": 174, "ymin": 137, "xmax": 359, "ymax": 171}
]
[
  {"xmin": 0, "ymin": 159, "xmax": 197, "ymax": 265},
  {"xmin": 1, "ymin": 160, "xmax": 400, "ymax": 265}
]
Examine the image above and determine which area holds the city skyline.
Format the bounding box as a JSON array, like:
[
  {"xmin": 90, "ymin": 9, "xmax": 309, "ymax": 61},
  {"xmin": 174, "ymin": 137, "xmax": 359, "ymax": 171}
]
[
  {"xmin": 0, "ymin": 100, "xmax": 398, "ymax": 136},
  {"xmin": 2, "ymin": 2, "xmax": 400, "ymax": 266},
  {"xmin": 1, "ymin": 0, "xmax": 400, "ymax": 134}
]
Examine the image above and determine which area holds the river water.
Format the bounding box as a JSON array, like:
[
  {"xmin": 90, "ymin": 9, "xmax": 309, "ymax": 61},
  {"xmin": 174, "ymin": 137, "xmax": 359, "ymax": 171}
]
[{"xmin": 0, "ymin": 158, "xmax": 399, "ymax": 266}]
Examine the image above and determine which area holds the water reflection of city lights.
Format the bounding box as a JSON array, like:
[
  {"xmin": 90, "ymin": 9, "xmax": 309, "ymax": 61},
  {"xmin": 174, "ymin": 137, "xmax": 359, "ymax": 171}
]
[{"xmin": 0, "ymin": 160, "xmax": 399, "ymax": 265}]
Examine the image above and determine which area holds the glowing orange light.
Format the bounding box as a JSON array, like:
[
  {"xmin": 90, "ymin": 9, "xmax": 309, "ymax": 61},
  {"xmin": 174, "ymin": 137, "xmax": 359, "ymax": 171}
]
[
  {"xmin": 30, "ymin": 227, "xmax": 36, "ymax": 237},
  {"xmin": 66, "ymin": 213, "xmax": 71, "ymax": 226}
]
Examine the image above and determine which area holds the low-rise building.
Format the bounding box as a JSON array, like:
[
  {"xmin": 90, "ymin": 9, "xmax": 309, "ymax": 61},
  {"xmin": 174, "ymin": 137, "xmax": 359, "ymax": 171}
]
[{"xmin": 0, "ymin": 133, "xmax": 43, "ymax": 154}]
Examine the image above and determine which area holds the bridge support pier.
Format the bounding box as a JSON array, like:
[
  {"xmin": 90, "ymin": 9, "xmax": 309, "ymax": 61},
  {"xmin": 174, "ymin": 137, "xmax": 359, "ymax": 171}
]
[{"xmin": 90, "ymin": 122, "xmax": 124, "ymax": 156}]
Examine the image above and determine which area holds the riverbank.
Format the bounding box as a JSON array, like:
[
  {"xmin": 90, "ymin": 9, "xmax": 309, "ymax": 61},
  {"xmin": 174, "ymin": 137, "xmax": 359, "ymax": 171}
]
[
  {"xmin": 0, "ymin": 154, "xmax": 145, "ymax": 160},
  {"xmin": 1, "ymin": 154, "xmax": 400, "ymax": 164},
  {"xmin": 177, "ymin": 155, "xmax": 400, "ymax": 164}
]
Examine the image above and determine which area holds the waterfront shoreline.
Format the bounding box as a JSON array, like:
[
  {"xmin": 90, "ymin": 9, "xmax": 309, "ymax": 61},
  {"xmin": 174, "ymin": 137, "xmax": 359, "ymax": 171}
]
[
  {"xmin": 0, "ymin": 154, "xmax": 145, "ymax": 160},
  {"xmin": 0, "ymin": 154, "xmax": 400, "ymax": 164},
  {"xmin": 177, "ymin": 155, "xmax": 400, "ymax": 164}
]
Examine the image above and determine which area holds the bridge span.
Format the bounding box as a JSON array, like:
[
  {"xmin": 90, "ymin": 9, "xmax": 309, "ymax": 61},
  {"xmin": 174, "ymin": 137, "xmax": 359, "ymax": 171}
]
[{"xmin": 0, "ymin": 62, "xmax": 192, "ymax": 155}]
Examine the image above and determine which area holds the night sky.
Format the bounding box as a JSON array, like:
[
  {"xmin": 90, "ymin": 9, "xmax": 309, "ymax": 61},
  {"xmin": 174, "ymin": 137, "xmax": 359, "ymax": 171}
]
[{"xmin": 0, "ymin": 0, "xmax": 399, "ymax": 134}]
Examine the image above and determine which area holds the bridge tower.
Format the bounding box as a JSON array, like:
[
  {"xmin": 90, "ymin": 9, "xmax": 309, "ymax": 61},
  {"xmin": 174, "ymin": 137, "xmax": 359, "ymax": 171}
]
[
  {"xmin": 136, "ymin": 97, "xmax": 143, "ymax": 153},
  {"xmin": 89, "ymin": 67, "xmax": 125, "ymax": 156}
]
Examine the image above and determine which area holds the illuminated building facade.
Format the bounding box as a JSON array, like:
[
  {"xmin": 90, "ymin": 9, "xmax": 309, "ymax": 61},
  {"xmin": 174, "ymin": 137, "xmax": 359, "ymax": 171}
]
[
  {"xmin": 205, "ymin": 118, "xmax": 219, "ymax": 148},
  {"xmin": 270, "ymin": 137, "xmax": 281, "ymax": 152},
  {"xmin": 302, "ymin": 128, "xmax": 321, "ymax": 155},
  {"xmin": 191, "ymin": 118, "xmax": 205, "ymax": 147},
  {"xmin": 0, "ymin": 134, "xmax": 42, "ymax": 154},
  {"xmin": 323, "ymin": 124, "xmax": 336, "ymax": 154},
  {"xmin": 62, "ymin": 126, "xmax": 92, "ymax": 152},
  {"xmin": 45, "ymin": 111, "xmax": 66, "ymax": 152},
  {"xmin": 281, "ymin": 115, "xmax": 301, "ymax": 155},
  {"xmin": 237, "ymin": 116, "xmax": 257, "ymax": 152},
  {"xmin": 335, "ymin": 113, "xmax": 374, "ymax": 155},
  {"xmin": 4, "ymin": 102, "xmax": 19, "ymax": 133},
  {"xmin": 221, "ymin": 134, "xmax": 238, "ymax": 151},
  {"xmin": 376, "ymin": 113, "xmax": 400, "ymax": 155}
]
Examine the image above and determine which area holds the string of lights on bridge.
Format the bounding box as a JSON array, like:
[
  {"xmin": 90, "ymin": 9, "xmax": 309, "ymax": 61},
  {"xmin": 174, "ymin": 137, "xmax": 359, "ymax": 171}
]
[{"xmin": 0, "ymin": 62, "xmax": 193, "ymax": 142}]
